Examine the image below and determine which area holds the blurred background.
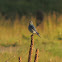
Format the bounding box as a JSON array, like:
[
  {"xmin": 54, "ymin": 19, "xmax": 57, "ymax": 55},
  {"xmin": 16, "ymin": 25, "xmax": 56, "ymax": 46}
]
[{"xmin": 0, "ymin": 0, "xmax": 62, "ymax": 62}]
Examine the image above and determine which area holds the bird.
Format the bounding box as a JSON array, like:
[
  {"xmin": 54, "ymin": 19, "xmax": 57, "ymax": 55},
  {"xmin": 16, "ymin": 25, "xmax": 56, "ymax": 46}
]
[{"xmin": 28, "ymin": 21, "xmax": 41, "ymax": 37}]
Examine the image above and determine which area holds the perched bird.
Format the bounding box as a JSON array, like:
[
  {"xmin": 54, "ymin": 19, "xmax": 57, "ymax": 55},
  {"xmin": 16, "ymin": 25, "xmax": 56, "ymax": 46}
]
[{"xmin": 28, "ymin": 21, "xmax": 41, "ymax": 37}]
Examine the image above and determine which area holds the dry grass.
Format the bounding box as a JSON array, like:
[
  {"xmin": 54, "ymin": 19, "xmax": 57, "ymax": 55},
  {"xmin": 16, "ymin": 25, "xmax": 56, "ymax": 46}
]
[{"xmin": 0, "ymin": 12, "xmax": 62, "ymax": 62}]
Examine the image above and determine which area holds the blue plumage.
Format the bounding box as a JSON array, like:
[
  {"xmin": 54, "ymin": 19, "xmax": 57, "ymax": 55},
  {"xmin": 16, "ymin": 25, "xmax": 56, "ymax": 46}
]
[{"xmin": 28, "ymin": 21, "xmax": 41, "ymax": 37}]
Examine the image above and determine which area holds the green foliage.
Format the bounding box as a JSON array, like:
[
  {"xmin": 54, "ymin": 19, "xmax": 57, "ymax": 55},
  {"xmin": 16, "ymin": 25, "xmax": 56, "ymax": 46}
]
[{"xmin": 0, "ymin": 0, "xmax": 62, "ymax": 18}]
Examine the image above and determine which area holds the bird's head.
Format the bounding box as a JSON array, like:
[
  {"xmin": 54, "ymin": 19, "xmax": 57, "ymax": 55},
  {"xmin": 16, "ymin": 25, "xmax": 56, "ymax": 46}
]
[{"xmin": 29, "ymin": 21, "xmax": 33, "ymax": 25}]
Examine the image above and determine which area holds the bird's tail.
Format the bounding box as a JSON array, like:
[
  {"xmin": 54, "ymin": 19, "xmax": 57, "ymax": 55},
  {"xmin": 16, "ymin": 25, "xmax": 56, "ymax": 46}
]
[{"xmin": 36, "ymin": 32, "xmax": 41, "ymax": 38}]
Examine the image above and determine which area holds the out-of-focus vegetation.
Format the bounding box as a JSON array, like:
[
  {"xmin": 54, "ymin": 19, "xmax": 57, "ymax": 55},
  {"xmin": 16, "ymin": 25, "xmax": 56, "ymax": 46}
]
[
  {"xmin": 0, "ymin": 0, "xmax": 62, "ymax": 62},
  {"xmin": 0, "ymin": 12, "xmax": 62, "ymax": 62},
  {"xmin": 0, "ymin": 0, "xmax": 62, "ymax": 19}
]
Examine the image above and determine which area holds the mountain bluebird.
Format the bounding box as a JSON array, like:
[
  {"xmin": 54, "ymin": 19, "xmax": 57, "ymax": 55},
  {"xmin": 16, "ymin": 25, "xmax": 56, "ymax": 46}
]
[{"xmin": 28, "ymin": 21, "xmax": 41, "ymax": 37}]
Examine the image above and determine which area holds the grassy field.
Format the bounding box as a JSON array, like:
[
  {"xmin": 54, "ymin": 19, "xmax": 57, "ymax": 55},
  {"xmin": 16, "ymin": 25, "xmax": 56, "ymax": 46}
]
[{"xmin": 0, "ymin": 12, "xmax": 62, "ymax": 62}]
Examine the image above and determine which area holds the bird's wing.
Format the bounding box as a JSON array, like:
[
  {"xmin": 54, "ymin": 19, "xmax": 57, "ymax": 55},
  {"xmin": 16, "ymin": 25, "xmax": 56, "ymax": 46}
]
[{"xmin": 29, "ymin": 25, "xmax": 36, "ymax": 31}]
